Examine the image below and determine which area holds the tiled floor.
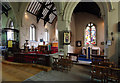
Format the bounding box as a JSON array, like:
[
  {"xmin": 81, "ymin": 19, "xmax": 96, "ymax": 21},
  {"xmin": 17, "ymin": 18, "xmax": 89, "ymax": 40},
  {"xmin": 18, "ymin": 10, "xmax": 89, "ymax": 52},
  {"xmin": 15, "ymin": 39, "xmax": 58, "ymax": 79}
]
[{"xmin": 24, "ymin": 64, "xmax": 91, "ymax": 81}]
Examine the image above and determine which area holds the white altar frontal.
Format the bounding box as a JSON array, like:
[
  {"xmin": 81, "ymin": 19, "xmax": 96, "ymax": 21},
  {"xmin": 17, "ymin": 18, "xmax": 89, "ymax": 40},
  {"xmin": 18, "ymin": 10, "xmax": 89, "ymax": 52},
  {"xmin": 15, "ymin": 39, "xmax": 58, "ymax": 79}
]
[{"xmin": 82, "ymin": 46, "xmax": 100, "ymax": 59}]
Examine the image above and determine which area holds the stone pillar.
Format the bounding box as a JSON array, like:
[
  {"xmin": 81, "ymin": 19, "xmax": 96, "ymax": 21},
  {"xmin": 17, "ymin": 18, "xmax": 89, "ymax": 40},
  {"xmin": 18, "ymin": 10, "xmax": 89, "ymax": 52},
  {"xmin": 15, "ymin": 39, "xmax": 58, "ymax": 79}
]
[{"xmin": 57, "ymin": 15, "xmax": 71, "ymax": 58}]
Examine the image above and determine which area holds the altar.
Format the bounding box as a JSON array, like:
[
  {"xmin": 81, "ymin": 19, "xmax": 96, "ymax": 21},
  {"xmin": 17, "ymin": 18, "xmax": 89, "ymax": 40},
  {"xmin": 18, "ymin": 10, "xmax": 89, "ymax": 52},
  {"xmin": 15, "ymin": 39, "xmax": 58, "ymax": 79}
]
[{"xmin": 82, "ymin": 46, "xmax": 100, "ymax": 59}]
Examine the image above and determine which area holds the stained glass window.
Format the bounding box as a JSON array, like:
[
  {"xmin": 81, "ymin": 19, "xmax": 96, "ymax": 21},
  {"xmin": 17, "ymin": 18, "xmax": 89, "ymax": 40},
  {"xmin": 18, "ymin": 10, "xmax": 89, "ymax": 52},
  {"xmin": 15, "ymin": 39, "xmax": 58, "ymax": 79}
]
[{"xmin": 85, "ymin": 23, "xmax": 96, "ymax": 45}]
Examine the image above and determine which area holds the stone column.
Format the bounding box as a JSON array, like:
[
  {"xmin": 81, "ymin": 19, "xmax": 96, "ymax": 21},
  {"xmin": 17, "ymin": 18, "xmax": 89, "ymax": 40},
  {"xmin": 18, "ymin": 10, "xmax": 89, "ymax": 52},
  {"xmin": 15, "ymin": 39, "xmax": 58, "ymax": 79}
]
[{"xmin": 57, "ymin": 15, "xmax": 71, "ymax": 58}]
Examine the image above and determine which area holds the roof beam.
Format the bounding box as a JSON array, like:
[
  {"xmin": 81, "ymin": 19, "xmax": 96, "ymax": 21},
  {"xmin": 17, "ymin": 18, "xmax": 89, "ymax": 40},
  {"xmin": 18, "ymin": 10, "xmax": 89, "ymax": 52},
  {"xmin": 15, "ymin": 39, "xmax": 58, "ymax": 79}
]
[
  {"xmin": 26, "ymin": 2, "xmax": 57, "ymax": 24},
  {"xmin": 36, "ymin": 2, "xmax": 46, "ymax": 23},
  {"xmin": 44, "ymin": 3, "xmax": 55, "ymax": 25},
  {"xmin": 45, "ymin": 2, "xmax": 53, "ymax": 6},
  {"xmin": 2, "ymin": 2, "xmax": 11, "ymax": 17}
]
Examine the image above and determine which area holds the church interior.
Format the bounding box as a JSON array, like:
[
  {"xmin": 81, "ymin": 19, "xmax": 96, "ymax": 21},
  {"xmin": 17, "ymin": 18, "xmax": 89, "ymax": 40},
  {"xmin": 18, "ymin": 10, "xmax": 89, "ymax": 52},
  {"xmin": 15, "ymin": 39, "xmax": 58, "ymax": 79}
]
[{"xmin": 0, "ymin": 0, "xmax": 120, "ymax": 82}]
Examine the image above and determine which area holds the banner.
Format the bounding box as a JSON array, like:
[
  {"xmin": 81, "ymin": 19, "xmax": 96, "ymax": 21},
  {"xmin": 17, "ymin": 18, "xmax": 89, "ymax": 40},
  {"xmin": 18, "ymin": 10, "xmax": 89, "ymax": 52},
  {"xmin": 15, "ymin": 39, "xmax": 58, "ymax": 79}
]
[{"xmin": 8, "ymin": 40, "xmax": 12, "ymax": 48}]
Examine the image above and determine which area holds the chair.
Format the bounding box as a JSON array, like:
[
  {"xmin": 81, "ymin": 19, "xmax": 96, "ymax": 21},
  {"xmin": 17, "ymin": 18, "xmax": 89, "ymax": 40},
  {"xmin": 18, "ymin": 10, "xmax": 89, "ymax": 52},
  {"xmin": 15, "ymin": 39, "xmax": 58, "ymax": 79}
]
[
  {"xmin": 103, "ymin": 59, "xmax": 109, "ymax": 62},
  {"xmin": 91, "ymin": 65, "xmax": 106, "ymax": 82},
  {"xmin": 107, "ymin": 67, "xmax": 120, "ymax": 82},
  {"xmin": 60, "ymin": 59, "xmax": 70, "ymax": 72},
  {"xmin": 58, "ymin": 55, "xmax": 64, "ymax": 59},
  {"xmin": 52, "ymin": 56, "xmax": 73, "ymax": 72},
  {"xmin": 91, "ymin": 57, "xmax": 119, "ymax": 82},
  {"xmin": 97, "ymin": 61, "xmax": 118, "ymax": 82},
  {"xmin": 91, "ymin": 58, "xmax": 100, "ymax": 66},
  {"xmin": 99, "ymin": 61, "xmax": 116, "ymax": 68},
  {"xmin": 52, "ymin": 57, "xmax": 60, "ymax": 70},
  {"xmin": 66, "ymin": 55, "xmax": 73, "ymax": 67},
  {"xmin": 66, "ymin": 55, "xmax": 71, "ymax": 59},
  {"xmin": 91, "ymin": 61, "xmax": 100, "ymax": 66},
  {"xmin": 92, "ymin": 57, "xmax": 109, "ymax": 62}
]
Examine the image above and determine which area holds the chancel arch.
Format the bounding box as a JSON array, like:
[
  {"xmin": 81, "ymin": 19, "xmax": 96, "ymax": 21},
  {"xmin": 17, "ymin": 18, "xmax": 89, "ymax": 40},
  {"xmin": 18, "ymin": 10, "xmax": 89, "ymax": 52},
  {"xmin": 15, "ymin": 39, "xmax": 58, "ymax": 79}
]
[{"xmin": 63, "ymin": 1, "xmax": 110, "ymax": 55}]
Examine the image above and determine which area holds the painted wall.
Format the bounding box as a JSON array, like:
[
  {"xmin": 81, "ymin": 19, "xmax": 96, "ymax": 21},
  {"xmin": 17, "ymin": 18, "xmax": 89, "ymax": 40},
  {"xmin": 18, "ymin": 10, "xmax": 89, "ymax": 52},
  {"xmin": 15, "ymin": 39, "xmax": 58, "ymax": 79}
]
[
  {"xmin": 20, "ymin": 12, "xmax": 56, "ymax": 49},
  {"xmin": 69, "ymin": 12, "xmax": 104, "ymax": 54}
]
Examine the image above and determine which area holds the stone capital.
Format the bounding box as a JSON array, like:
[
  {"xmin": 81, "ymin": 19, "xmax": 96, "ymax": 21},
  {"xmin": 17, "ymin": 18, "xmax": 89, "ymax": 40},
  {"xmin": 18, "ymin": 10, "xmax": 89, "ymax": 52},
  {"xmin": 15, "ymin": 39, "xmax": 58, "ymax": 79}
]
[{"xmin": 57, "ymin": 20, "xmax": 71, "ymax": 31}]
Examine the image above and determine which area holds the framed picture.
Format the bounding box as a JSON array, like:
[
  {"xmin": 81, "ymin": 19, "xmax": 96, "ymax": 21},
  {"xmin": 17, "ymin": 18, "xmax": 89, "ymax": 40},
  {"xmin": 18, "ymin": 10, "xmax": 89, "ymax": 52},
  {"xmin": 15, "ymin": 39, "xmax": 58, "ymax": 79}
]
[
  {"xmin": 63, "ymin": 31, "xmax": 71, "ymax": 45},
  {"xmin": 76, "ymin": 41, "xmax": 82, "ymax": 47},
  {"xmin": 107, "ymin": 40, "xmax": 112, "ymax": 46}
]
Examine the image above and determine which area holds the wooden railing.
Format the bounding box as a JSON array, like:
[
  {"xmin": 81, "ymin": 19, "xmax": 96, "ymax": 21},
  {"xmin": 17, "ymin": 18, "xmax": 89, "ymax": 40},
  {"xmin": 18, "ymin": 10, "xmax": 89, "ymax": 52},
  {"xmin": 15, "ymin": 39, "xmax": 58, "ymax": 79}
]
[{"xmin": 14, "ymin": 53, "xmax": 50, "ymax": 66}]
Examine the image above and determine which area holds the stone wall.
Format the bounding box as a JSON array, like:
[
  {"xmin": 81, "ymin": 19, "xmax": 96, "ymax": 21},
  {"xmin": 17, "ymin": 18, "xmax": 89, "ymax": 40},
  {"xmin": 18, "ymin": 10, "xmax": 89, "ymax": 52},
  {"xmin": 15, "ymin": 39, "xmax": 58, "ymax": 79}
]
[{"xmin": 20, "ymin": 12, "xmax": 57, "ymax": 49}]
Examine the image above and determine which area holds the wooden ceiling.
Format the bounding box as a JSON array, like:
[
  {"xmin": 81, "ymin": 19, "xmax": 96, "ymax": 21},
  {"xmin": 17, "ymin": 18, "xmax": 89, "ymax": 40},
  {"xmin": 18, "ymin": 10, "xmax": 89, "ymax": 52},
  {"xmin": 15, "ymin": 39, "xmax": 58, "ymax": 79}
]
[
  {"xmin": 26, "ymin": 2, "xmax": 57, "ymax": 26},
  {"xmin": 1, "ymin": 2, "xmax": 11, "ymax": 17}
]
